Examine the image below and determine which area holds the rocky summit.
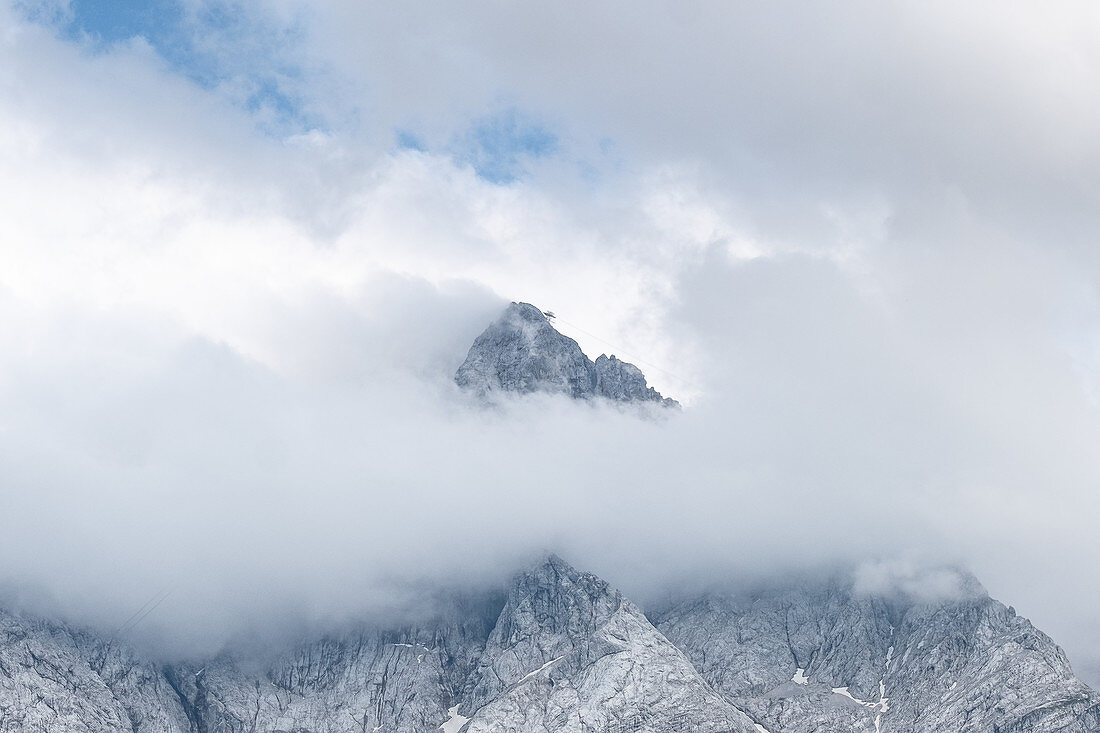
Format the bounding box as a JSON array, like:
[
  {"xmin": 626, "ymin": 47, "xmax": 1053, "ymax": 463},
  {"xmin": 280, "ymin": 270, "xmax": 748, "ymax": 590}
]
[
  {"xmin": 2, "ymin": 555, "xmax": 1098, "ymax": 732},
  {"xmin": 455, "ymin": 302, "xmax": 679, "ymax": 407}
]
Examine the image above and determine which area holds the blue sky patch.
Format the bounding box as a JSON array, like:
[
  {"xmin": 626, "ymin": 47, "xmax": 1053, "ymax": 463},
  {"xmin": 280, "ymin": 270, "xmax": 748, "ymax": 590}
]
[
  {"xmin": 61, "ymin": 0, "xmax": 183, "ymax": 48},
  {"xmin": 19, "ymin": 0, "xmax": 317, "ymax": 135},
  {"xmin": 452, "ymin": 108, "xmax": 559, "ymax": 184},
  {"xmin": 395, "ymin": 129, "xmax": 427, "ymax": 153}
]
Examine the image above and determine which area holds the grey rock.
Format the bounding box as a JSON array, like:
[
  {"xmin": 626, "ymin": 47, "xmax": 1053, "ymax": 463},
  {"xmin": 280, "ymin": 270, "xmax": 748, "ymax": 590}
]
[
  {"xmin": 455, "ymin": 303, "xmax": 678, "ymax": 407},
  {"xmin": 593, "ymin": 355, "xmax": 677, "ymax": 406},
  {"xmin": 653, "ymin": 575, "xmax": 1100, "ymax": 733},
  {"xmin": 0, "ymin": 607, "xmax": 189, "ymax": 733},
  {"xmin": 884, "ymin": 597, "xmax": 1100, "ymax": 733},
  {"xmin": 165, "ymin": 593, "xmax": 503, "ymax": 733},
  {"xmin": 2, "ymin": 560, "xmax": 1098, "ymax": 733},
  {"xmin": 166, "ymin": 631, "xmax": 452, "ymax": 733},
  {"xmin": 461, "ymin": 555, "xmax": 757, "ymax": 733},
  {"xmin": 455, "ymin": 302, "xmax": 596, "ymax": 400}
]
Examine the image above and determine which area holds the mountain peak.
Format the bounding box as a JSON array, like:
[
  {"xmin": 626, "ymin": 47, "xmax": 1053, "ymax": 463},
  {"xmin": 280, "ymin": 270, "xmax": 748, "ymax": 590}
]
[
  {"xmin": 455, "ymin": 302, "xmax": 679, "ymax": 407},
  {"xmin": 462, "ymin": 553, "xmax": 758, "ymax": 733},
  {"xmin": 526, "ymin": 551, "xmax": 576, "ymax": 577}
]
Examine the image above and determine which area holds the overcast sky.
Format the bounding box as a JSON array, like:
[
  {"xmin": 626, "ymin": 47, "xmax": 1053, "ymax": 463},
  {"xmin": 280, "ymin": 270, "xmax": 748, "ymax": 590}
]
[{"xmin": 2, "ymin": 0, "xmax": 1100, "ymax": 680}]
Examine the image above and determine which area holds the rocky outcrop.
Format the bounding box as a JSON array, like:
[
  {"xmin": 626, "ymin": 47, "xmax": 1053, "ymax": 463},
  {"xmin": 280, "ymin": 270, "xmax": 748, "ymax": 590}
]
[
  {"xmin": 454, "ymin": 302, "xmax": 595, "ymax": 400},
  {"xmin": 593, "ymin": 354, "xmax": 675, "ymax": 405},
  {"xmin": 165, "ymin": 631, "xmax": 453, "ymax": 733},
  {"xmin": 0, "ymin": 607, "xmax": 189, "ymax": 733},
  {"xmin": 461, "ymin": 555, "xmax": 756, "ymax": 733},
  {"xmin": 455, "ymin": 302, "xmax": 678, "ymax": 407},
  {"xmin": 652, "ymin": 576, "xmax": 1100, "ymax": 733},
  {"xmin": 884, "ymin": 598, "xmax": 1100, "ymax": 732},
  {"xmin": 164, "ymin": 593, "xmax": 503, "ymax": 733}
]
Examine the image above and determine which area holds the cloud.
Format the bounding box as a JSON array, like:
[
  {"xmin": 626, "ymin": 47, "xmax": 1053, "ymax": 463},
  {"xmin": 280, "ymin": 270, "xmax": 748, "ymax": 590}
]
[
  {"xmin": 853, "ymin": 559, "xmax": 983, "ymax": 605},
  {"xmin": 2, "ymin": 0, "xmax": 1100, "ymax": 684}
]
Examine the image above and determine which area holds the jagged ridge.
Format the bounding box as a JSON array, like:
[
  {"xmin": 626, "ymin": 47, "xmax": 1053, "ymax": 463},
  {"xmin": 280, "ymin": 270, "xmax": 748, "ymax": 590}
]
[
  {"xmin": 455, "ymin": 302, "xmax": 679, "ymax": 407},
  {"xmin": 1, "ymin": 557, "xmax": 1097, "ymax": 732}
]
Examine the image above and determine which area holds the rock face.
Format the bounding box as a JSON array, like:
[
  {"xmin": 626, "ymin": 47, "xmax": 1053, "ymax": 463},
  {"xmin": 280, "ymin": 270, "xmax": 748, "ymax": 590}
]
[
  {"xmin": 593, "ymin": 355, "xmax": 672, "ymax": 405},
  {"xmin": 0, "ymin": 607, "xmax": 189, "ymax": 733},
  {"xmin": 455, "ymin": 302, "xmax": 679, "ymax": 407},
  {"xmin": 652, "ymin": 575, "xmax": 1100, "ymax": 733},
  {"xmin": 163, "ymin": 593, "xmax": 503, "ymax": 733},
  {"xmin": 2, "ymin": 558, "xmax": 1098, "ymax": 733},
  {"xmin": 461, "ymin": 555, "xmax": 757, "ymax": 733},
  {"xmin": 165, "ymin": 631, "xmax": 453, "ymax": 733}
]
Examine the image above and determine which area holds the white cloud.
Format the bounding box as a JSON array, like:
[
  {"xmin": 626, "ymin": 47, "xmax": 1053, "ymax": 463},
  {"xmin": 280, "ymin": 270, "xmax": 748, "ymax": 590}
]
[{"xmin": 854, "ymin": 559, "xmax": 982, "ymax": 605}]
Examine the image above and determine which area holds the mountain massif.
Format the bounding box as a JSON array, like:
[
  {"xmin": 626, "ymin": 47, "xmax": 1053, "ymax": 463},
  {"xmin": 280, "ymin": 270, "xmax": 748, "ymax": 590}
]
[
  {"xmin": 2, "ymin": 303, "xmax": 1096, "ymax": 732},
  {"xmin": 2, "ymin": 555, "xmax": 1097, "ymax": 732}
]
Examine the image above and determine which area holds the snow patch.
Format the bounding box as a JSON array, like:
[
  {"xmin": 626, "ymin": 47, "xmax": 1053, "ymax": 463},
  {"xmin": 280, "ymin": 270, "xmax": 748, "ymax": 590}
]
[
  {"xmin": 791, "ymin": 667, "xmax": 809, "ymax": 685},
  {"xmin": 519, "ymin": 655, "xmax": 565, "ymax": 683},
  {"xmin": 439, "ymin": 705, "xmax": 469, "ymax": 733},
  {"xmin": 831, "ymin": 655, "xmax": 891, "ymax": 733},
  {"xmin": 832, "ymin": 687, "xmax": 869, "ymax": 704}
]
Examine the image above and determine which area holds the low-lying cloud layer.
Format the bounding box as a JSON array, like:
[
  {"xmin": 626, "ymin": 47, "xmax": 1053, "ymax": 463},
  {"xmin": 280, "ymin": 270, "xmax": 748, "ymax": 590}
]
[{"xmin": 2, "ymin": 0, "xmax": 1099, "ymax": 682}]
